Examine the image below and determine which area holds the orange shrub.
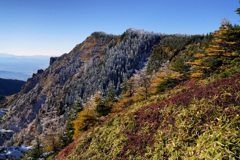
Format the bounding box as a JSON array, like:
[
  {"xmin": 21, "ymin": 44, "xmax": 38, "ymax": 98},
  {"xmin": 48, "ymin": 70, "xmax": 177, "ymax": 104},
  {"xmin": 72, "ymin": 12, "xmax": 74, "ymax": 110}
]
[{"xmin": 73, "ymin": 109, "xmax": 96, "ymax": 139}]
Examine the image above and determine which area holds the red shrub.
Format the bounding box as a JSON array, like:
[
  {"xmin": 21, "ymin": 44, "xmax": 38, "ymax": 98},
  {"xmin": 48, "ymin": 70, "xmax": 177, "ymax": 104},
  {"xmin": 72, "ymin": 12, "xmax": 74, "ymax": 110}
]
[
  {"xmin": 57, "ymin": 140, "xmax": 77, "ymax": 160},
  {"xmin": 119, "ymin": 74, "xmax": 240, "ymax": 159}
]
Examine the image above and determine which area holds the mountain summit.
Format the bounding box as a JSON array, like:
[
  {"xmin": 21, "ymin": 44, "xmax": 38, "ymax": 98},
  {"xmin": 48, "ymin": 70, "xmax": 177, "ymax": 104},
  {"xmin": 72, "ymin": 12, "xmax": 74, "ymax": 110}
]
[
  {"xmin": 1, "ymin": 24, "xmax": 240, "ymax": 159},
  {"xmin": 0, "ymin": 29, "xmax": 163, "ymax": 146}
]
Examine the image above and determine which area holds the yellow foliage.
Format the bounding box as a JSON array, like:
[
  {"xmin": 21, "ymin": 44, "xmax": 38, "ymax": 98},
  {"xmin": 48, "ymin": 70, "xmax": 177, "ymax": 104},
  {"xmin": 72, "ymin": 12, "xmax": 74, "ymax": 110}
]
[
  {"xmin": 149, "ymin": 69, "xmax": 181, "ymax": 94},
  {"xmin": 208, "ymin": 45, "xmax": 219, "ymax": 49},
  {"xmin": 113, "ymin": 97, "xmax": 134, "ymax": 112},
  {"xmin": 232, "ymin": 51, "xmax": 240, "ymax": 56},
  {"xmin": 45, "ymin": 144, "xmax": 54, "ymax": 152},
  {"xmin": 164, "ymin": 47, "xmax": 171, "ymax": 55},
  {"xmin": 200, "ymin": 66, "xmax": 210, "ymax": 69},
  {"xmin": 168, "ymin": 72, "xmax": 182, "ymax": 79},
  {"xmin": 73, "ymin": 109, "xmax": 97, "ymax": 139},
  {"xmin": 223, "ymin": 52, "xmax": 235, "ymax": 57},
  {"xmin": 226, "ymin": 41, "xmax": 237, "ymax": 45},
  {"xmin": 185, "ymin": 60, "xmax": 201, "ymax": 65},
  {"xmin": 206, "ymin": 53, "xmax": 220, "ymax": 56},
  {"xmin": 185, "ymin": 61, "xmax": 195, "ymax": 65},
  {"xmin": 194, "ymin": 53, "xmax": 205, "ymax": 58},
  {"xmin": 215, "ymin": 39, "xmax": 223, "ymax": 43},
  {"xmin": 131, "ymin": 95, "xmax": 143, "ymax": 102},
  {"xmin": 151, "ymin": 78, "xmax": 163, "ymax": 94},
  {"xmin": 190, "ymin": 72, "xmax": 203, "ymax": 78},
  {"xmin": 206, "ymin": 46, "xmax": 225, "ymax": 53},
  {"xmin": 111, "ymin": 104, "xmax": 123, "ymax": 113}
]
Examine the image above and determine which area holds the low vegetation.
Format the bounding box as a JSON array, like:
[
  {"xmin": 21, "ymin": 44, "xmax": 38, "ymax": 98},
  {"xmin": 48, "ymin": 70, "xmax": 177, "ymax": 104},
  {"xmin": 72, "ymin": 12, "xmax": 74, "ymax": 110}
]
[
  {"xmin": 56, "ymin": 17, "xmax": 240, "ymax": 160},
  {"xmin": 57, "ymin": 73, "xmax": 240, "ymax": 159},
  {"xmin": 4, "ymin": 6, "xmax": 240, "ymax": 160}
]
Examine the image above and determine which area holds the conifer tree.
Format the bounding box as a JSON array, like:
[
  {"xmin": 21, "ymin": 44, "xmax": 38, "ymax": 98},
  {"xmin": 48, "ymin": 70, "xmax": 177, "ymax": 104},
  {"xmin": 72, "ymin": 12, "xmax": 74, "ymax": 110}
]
[
  {"xmin": 187, "ymin": 19, "xmax": 240, "ymax": 77},
  {"xmin": 121, "ymin": 75, "xmax": 128, "ymax": 94},
  {"xmin": 236, "ymin": 7, "xmax": 240, "ymax": 15},
  {"xmin": 121, "ymin": 76, "xmax": 135, "ymax": 98},
  {"xmin": 106, "ymin": 81, "xmax": 115, "ymax": 102},
  {"xmin": 139, "ymin": 73, "xmax": 151, "ymax": 100},
  {"xmin": 26, "ymin": 138, "xmax": 43, "ymax": 159}
]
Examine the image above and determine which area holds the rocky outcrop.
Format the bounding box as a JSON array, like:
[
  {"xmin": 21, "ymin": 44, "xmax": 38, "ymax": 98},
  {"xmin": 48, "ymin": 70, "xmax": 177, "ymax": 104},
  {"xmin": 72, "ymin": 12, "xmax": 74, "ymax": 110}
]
[
  {"xmin": 0, "ymin": 145, "xmax": 33, "ymax": 159},
  {"xmin": 0, "ymin": 29, "xmax": 164, "ymax": 146}
]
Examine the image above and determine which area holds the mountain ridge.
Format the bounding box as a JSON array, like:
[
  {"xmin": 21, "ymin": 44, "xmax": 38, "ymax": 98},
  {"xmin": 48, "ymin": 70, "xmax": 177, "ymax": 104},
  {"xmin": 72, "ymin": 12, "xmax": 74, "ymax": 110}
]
[
  {"xmin": 0, "ymin": 28, "xmax": 165, "ymax": 146},
  {"xmin": 1, "ymin": 24, "xmax": 240, "ymax": 159}
]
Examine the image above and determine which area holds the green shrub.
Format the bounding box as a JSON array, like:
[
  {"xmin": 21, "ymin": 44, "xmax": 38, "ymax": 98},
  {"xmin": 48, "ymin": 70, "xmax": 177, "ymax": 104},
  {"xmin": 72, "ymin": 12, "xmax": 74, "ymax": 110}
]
[
  {"xmin": 156, "ymin": 78, "xmax": 178, "ymax": 93},
  {"xmin": 171, "ymin": 56, "xmax": 189, "ymax": 73},
  {"xmin": 95, "ymin": 103, "xmax": 111, "ymax": 116},
  {"xmin": 201, "ymin": 57, "xmax": 223, "ymax": 72},
  {"xmin": 24, "ymin": 138, "xmax": 43, "ymax": 160}
]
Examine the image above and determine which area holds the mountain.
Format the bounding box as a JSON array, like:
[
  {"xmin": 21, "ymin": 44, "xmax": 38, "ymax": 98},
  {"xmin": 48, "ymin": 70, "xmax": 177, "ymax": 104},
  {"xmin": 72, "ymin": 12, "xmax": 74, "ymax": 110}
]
[
  {"xmin": 57, "ymin": 25, "xmax": 240, "ymax": 159},
  {"xmin": 0, "ymin": 78, "xmax": 25, "ymax": 96},
  {"xmin": 0, "ymin": 70, "xmax": 30, "ymax": 82},
  {"xmin": 1, "ymin": 25, "xmax": 240, "ymax": 159},
  {"xmin": 0, "ymin": 29, "xmax": 164, "ymax": 146},
  {"xmin": 58, "ymin": 74, "xmax": 240, "ymax": 160},
  {"xmin": 0, "ymin": 53, "xmax": 50, "ymax": 81}
]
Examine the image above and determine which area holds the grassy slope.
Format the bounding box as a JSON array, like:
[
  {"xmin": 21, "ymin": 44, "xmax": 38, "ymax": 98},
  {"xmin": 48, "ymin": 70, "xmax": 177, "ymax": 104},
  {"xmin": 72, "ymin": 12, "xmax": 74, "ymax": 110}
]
[{"xmin": 58, "ymin": 74, "xmax": 240, "ymax": 159}]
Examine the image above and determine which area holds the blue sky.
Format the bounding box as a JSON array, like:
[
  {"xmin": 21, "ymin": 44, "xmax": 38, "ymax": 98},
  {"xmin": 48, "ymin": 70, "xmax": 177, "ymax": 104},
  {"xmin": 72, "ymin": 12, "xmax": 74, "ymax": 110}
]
[{"xmin": 0, "ymin": 0, "xmax": 239, "ymax": 56}]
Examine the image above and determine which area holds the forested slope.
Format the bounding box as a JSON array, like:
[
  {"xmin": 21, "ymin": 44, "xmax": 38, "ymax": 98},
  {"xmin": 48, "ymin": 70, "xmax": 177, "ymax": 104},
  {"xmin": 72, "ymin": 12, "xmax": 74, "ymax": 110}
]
[
  {"xmin": 1, "ymin": 13, "xmax": 240, "ymax": 160},
  {"xmin": 56, "ymin": 22, "xmax": 240, "ymax": 160}
]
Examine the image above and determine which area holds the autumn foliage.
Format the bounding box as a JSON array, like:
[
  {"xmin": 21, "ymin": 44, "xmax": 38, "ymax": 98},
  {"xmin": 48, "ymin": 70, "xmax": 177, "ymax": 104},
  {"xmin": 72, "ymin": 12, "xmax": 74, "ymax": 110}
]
[
  {"xmin": 57, "ymin": 16, "xmax": 240, "ymax": 159},
  {"xmin": 187, "ymin": 19, "xmax": 240, "ymax": 78},
  {"xmin": 73, "ymin": 109, "xmax": 97, "ymax": 139}
]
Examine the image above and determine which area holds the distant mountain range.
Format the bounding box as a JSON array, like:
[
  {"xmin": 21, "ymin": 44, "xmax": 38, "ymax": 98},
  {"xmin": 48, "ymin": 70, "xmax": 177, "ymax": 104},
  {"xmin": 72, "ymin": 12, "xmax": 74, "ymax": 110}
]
[
  {"xmin": 0, "ymin": 70, "xmax": 30, "ymax": 81},
  {"xmin": 0, "ymin": 53, "xmax": 50, "ymax": 81},
  {"xmin": 0, "ymin": 78, "xmax": 25, "ymax": 96}
]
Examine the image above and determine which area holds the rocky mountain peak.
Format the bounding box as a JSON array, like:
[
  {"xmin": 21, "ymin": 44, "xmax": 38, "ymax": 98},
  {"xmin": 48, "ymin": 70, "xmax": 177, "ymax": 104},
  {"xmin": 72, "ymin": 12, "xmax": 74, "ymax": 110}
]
[{"xmin": 0, "ymin": 29, "xmax": 163, "ymax": 146}]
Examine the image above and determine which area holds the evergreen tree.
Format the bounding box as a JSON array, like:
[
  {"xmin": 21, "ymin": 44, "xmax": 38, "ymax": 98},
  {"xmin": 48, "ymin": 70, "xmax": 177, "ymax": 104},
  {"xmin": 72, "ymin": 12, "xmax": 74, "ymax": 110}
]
[
  {"xmin": 58, "ymin": 120, "xmax": 74, "ymax": 148},
  {"xmin": 171, "ymin": 55, "xmax": 189, "ymax": 73},
  {"xmin": 95, "ymin": 102, "xmax": 111, "ymax": 116},
  {"xmin": 58, "ymin": 100, "xmax": 83, "ymax": 149},
  {"xmin": 139, "ymin": 73, "xmax": 151, "ymax": 100},
  {"xmin": 121, "ymin": 75, "xmax": 128, "ymax": 94},
  {"xmin": 106, "ymin": 81, "xmax": 115, "ymax": 102},
  {"xmin": 236, "ymin": 7, "xmax": 240, "ymax": 15},
  {"xmin": 122, "ymin": 77, "xmax": 135, "ymax": 97},
  {"xmin": 26, "ymin": 138, "xmax": 43, "ymax": 159},
  {"xmin": 187, "ymin": 19, "xmax": 240, "ymax": 77}
]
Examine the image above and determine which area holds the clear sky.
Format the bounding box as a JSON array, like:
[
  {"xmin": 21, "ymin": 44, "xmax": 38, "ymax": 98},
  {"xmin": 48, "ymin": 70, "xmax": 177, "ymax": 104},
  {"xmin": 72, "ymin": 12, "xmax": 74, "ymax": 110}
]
[{"xmin": 0, "ymin": 0, "xmax": 239, "ymax": 56}]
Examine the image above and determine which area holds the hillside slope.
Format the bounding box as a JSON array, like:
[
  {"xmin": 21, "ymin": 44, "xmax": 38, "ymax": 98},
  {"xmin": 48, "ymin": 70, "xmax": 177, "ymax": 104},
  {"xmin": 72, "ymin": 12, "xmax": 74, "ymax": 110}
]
[
  {"xmin": 58, "ymin": 74, "xmax": 240, "ymax": 159},
  {"xmin": 0, "ymin": 29, "xmax": 167, "ymax": 146},
  {"xmin": 56, "ymin": 24, "xmax": 240, "ymax": 159},
  {"xmin": 1, "ymin": 23, "xmax": 239, "ymax": 159}
]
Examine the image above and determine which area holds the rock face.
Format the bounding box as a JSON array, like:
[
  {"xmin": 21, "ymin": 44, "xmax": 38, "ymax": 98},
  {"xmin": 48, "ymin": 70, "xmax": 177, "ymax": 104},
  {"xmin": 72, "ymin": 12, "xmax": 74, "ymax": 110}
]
[
  {"xmin": 0, "ymin": 145, "xmax": 33, "ymax": 159},
  {"xmin": 0, "ymin": 29, "xmax": 163, "ymax": 146}
]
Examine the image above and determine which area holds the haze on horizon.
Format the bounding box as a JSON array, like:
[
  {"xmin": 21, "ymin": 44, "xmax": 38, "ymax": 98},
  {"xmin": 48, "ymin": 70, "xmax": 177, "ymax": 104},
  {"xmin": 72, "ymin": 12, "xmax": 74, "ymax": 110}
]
[{"xmin": 0, "ymin": 0, "xmax": 239, "ymax": 56}]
